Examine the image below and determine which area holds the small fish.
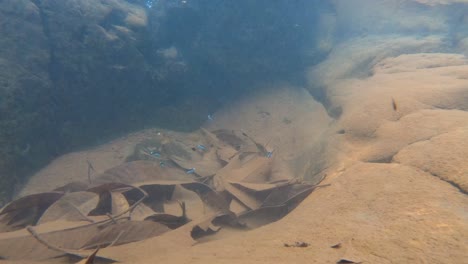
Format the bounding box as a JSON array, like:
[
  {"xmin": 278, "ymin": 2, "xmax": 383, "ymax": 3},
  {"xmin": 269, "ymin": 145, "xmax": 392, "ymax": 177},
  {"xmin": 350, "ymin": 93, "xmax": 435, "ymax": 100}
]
[
  {"xmin": 111, "ymin": 65, "xmax": 127, "ymax": 71},
  {"xmin": 150, "ymin": 151, "xmax": 161, "ymax": 158},
  {"xmin": 196, "ymin": 144, "xmax": 207, "ymax": 151},
  {"xmin": 265, "ymin": 151, "xmax": 273, "ymax": 158},
  {"xmin": 186, "ymin": 168, "xmax": 196, "ymax": 174},
  {"xmin": 159, "ymin": 161, "xmax": 166, "ymax": 167},
  {"xmin": 207, "ymin": 114, "xmax": 214, "ymax": 121},
  {"xmin": 391, "ymin": 97, "xmax": 397, "ymax": 111}
]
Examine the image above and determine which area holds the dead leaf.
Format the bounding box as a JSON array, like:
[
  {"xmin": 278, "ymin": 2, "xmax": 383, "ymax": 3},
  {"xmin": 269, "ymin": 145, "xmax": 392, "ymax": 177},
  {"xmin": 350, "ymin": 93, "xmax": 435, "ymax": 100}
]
[
  {"xmin": 80, "ymin": 221, "xmax": 170, "ymax": 249},
  {"xmin": 169, "ymin": 145, "xmax": 223, "ymax": 178},
  {"xmin": 331, "ymin": 243, "xmax": 342, "ymax": 249},
  {"xmin": 162, "ymin": 140, "xmax": 195, "ymax": 161},
  {"xmin": 223, "ymin": 182, "xmax": 262, "ymax": 210},
  {"xmin": 337, "ymin": 259, "xmax": 362, "ymax": 264},
  {"xmin": 217, "ymin": 155, "xmax": 272, "ymax": 183},
  {"xmin": 212, "ymin": 154, "xmax": 242, "ymax": 191},
  {"xmin": 238, "ymin": 205, "xmax": 288, "ymax": 228},
  {"xmin": 212, "ymin": 129, "xmax": 258, "ymax": 154},
  {"xmin": 262, "ymin": 184, "xmax": 316, "ymax": 207},
  {"xmin": 129, "ymin": 203, "xmax": 157, "ymax": 221},
  {"xmin": 75, "ymin": 247, "xmax": 99, "ymax": 264},
  {"xmin": 216, "ymin": 145, "xmax": 238, "ymax": 163},
  {"xmin": 93, "ymin": 160, "xmax": 190, "ymax": 185},
  {"xmin": 0, "ymin": 192, "xmax": 64, "ymax": 232},
  {"xmin": 64, "ymin": 252, "xmax": 116, "ymax": 264},
  {"xmin": 54, "ymin": 182, "xmax": 89, "ymax": 193},
  {"xmin": 144, "ymin": 201, "xmax": 189, "ymax": 229},
  {"xmin": 145, "ymin": 213, "xmax": 189, "ymax": 229},
  {"xmin": 237, "ymin": 155, "xmax": 272, "ymax": 183},
  {"xmin": 110, "ymin": 192, "xmax": 129, "ymax": 216},
  {"xmin": 229, "ymin": 199, "xmax": 249, "ymax": 215},
  {"xmin": 0, "ymin": 221, "xmax": 100, "ymax": 260},
  {"xmin": 86, "ymin": 183, "xmax": 136, "ymax": 217},
  {"xmin": 190, "ymin": 213, "xmax": 224, "ymax": 240},
  {"xmin": 180, "ymin": 182, "xmax": 230, "ymax": 213},
  {"xmin": 230, "ymin": 181, "xmax": 285, "ymax": 192},
  {"xmin": 199, "ymin": 128, "xmax": 238, "ymax": 163},
  {"xmin": 138, "ymin": 184, "xmax": 176, "ymax": 212},
  {"xmin": 37, "ymin": 192, "xmax": 99, "ymax": 224}
]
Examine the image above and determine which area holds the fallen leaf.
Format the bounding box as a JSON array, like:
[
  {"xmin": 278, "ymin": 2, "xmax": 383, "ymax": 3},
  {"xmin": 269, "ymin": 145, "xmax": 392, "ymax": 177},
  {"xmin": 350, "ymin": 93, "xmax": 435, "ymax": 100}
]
[
  {"xmin": 337, "ymin": 259, "xmax": 362, "ymax": 264},
  {"xmin": 129, "ymin": 203, "xmax": 157, "ymax": 221},
  {"xmin": 238, "ymin": 205, "xmax": 288, "ymax": 228},
  {"xmin": 145, "ymin": 213, "xmax": 189, "ymax": 229},
  {"xmin": 224, "ymin": 182, "xmax": 262, "ymax": 210},
  {"xmin": 80, "ymin": 221, "xmax": 170, "ymax": 249},
  {"xmin": 54, "ymin": 182, "xmax": 89, "ymax": 193},
  {"xmin": 190, "ymin": 213, "xmax": 224, "ymax": 240},
  {"xmin": 331, "ymin": 243, "xmax": 342, "ymax": 249},
  {"xmin": 262, "ymin": 184, "xmax": 316, "ymax": 207},
  {"xmin": 0, "ymin": 221, "xmax": 100, "ymax": 260},
  {"xmin": 181, "ymin": 182, "xmax": 230, "ymax": 213},
  {"xmin": 110, "ymin": 192, "xmax": 129, "ymax": 216},
  {"xmin": 86, "ymin": 183, "xmax": 136, "ymax": 217},
  {"xmin": 0, "ymin": 192, "xmax": 64, "ymax": 232},
  {"xmin": 75, "ymin": 247, "xmax": 99, "ymax": 264},
  {"xmin": 93, "ymin": 160, "xmax": 190, "ymax": 185},
  {"xmin": 37, "ymin": 192, "xmax": 99, "ymax": 224}
]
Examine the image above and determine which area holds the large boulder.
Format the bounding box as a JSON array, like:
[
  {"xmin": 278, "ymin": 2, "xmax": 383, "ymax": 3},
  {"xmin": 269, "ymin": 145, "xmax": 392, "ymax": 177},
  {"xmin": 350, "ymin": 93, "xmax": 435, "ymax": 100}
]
[{"xmin": 0, "ymin": 0, "xmax": 52, "ymax": 203}]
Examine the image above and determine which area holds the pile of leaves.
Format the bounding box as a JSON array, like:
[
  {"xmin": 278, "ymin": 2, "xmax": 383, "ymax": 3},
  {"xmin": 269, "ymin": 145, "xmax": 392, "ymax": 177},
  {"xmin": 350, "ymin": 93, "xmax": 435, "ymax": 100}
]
[{"xmin": 0, "ymin": 129, "xmax": 322, "ymax": 263}]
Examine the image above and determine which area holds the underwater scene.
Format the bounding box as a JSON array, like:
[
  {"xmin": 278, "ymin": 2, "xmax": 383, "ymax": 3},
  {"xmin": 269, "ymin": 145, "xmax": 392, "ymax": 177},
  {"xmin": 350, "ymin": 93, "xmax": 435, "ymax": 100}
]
[{"xmin": 0, "ymin": 0, "xmax": 467, "ymax": 263}]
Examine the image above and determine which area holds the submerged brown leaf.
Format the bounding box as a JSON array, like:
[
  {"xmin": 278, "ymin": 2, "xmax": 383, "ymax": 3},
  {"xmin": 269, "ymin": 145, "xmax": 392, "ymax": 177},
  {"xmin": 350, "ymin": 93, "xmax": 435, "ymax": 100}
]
[
  {"xmin": 0, "ymin": 192, "xmax": 64, "ymax": 232},
  {"xmin": 238, "ymin": 205, "xmax": 289, "ymax": 229},
  {"xmin": 145, "ymin": 213, "xmax": 189, "ymax": 230},
  {"xmin": 93, "ymin": 160, "xmax": 190, "ymax": 185},
  {"xmin": 38, "ymin": 192, "xmax": 99, "ymax": 224},
  {"xmin": 75, "ymin": 247, "xmax": 99, "ymax": 264},
  {"xmin": 110, "ymin": 192, "xmax": 129, "ymax": 216},
  {"xmin": 190, "ymin": 213, "xmax": 224, "ymax": 240},
  {"xmin": 54, "ymin": 182, "xmax": 89, "ymax": 193},
  {"xmin": 262, "ymin": 184, "xmax": 317, "ymax": 207},
  {"xmin": 180, "ymin": 182, "xmax": 230, "ymax": 213},
  {"xmin": 223, "ymin": 182, "xmax": 262, "ymax": 210},
  {"xmin": 129, "ymin": 203, "xmax": 157, "ymax": 221},
  {"xmin": 80, "ymin": 221, "xmax": 170, "ymax": 249},
  {"xmin": 0, "ymin": 221, "xmax": 100, "ymax": 260}
]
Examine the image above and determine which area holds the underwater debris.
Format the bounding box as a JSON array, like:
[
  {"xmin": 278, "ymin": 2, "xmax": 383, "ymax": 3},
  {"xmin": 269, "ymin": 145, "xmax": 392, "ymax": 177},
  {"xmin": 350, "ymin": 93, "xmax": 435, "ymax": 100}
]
[
  {"xmin": 75, "ymin": 247, "xmax": 99, "ymax": 264},
  {"xmin": 337, "ymin": 259, "xmax": 362, "ymax": 264},
  {"xmin": 331, "ymin": 242, "xmax": 342, "ymax": 249},
  {"xmin": 0, "ymin": 192, "xmax": 64, "ymax": 232},
  {"xmin": 284, "ymin": 241, "xmax": 309, "ymax": 248},
  {"xmin": 391, "ymin": 97, "xmax": 397, "ymax": 111},
  {"xmin": 87, "ymin": 160, "xmax": 95, "ymax": 184},
  {"xmin": 0, "ymin": 128, "xmax": 321, "ymax": 262}
]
